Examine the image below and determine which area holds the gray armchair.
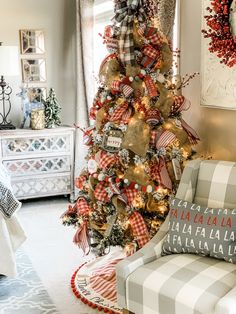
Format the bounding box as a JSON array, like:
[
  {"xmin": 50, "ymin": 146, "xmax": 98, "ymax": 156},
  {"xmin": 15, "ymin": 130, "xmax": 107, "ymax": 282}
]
[{"xmin": 116, "ymin": 160, "xmax": 236, "ymax": 314}]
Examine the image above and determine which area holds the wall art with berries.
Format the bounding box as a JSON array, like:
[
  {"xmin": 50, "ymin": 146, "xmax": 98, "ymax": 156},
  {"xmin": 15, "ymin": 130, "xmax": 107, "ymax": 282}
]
[{"xmin": 201, "ymin": 0, "xmax": 236, "ymax": 110}]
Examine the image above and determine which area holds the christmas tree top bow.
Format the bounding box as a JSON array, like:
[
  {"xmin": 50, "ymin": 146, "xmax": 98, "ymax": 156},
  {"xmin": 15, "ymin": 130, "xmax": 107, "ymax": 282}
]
[{"xmin": 113, "ymin": 0, "xmax": 146, "ymax": 65}]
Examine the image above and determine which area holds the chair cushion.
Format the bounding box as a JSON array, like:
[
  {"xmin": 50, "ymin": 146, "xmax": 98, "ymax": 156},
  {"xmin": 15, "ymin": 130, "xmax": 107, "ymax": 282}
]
[
  {"xmin": 125, "ymin": 254, "xmax": 236, "ymax": 314},
  {"xmin": 194, "ymin": 160, "xmax": 236, "ymax": 209}
]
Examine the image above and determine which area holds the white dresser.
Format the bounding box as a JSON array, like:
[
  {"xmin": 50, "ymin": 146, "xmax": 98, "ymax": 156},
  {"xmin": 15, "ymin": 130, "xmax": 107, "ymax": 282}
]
[{"xmin": 0, "ymin": 126, "xmax": 75, "ymax": 200}]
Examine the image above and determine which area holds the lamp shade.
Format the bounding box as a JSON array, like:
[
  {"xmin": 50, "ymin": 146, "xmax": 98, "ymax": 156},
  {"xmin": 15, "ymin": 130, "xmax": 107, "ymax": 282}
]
[{"xmin": 0, "ymin": 46, "xmax": 19, "ymax": 76}]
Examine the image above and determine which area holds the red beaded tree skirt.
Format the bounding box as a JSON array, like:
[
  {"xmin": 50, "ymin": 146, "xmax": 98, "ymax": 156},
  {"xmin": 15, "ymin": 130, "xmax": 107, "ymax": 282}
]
[{"xmin": 71, "ymin": 249, "xmax": 125, "ymax": 314}]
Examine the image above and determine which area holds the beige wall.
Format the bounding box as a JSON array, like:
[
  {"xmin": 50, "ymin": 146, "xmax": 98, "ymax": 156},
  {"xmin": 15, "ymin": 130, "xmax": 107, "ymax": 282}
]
[
  {"xmin": 0, "ymin": 0, "xmax": 76, "ymax": 127},
  {"xmin": 181, "ymin": 0, "xmax": 236, "ymax": 161}
]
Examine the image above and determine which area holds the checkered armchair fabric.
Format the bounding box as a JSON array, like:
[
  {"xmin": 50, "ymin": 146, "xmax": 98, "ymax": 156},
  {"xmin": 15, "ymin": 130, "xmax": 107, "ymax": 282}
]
[{"xmin": 116, "ymin": 160, "xmax": 236, "ymax": 314}]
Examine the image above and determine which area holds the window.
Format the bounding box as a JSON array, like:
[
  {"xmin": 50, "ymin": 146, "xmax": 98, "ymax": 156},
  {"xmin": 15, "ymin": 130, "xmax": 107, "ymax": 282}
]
[{"xmin": 93, "ymin": 0, "xmax": 113, "ymax": 77}]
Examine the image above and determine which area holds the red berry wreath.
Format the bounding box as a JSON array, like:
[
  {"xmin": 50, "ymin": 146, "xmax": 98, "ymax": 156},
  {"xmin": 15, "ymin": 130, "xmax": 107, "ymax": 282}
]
[{"xmin": 202, "ymin": 0, "xmax": 236, "ymax": 67}]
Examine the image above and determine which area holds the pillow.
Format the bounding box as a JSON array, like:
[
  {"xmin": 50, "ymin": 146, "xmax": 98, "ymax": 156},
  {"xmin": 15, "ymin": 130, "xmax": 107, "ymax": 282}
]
[{"xmin": 162, "ymin": 197, "xmax": 236, "ymax": 264}]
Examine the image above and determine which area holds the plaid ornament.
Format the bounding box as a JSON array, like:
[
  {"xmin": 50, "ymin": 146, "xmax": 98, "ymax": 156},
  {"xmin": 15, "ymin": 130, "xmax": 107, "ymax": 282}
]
[
  {"xmin": 129, "ymin": 211, "xmax": 150, "ymax": 248},
  {"xmin": 114, "ymin": 0, "xmax": 146, "ymax": 65},
  {"xmin": 73, "ymin": 221, "xmax": 90, "ymax": 255},
  {"xmin": 94, "ymin": 182, "xmax": 109, "ymax": 203},
  {"xmin": 144, "ymin": 26, "xmax": 163, "ymax": 45},
  {"xmin": 123, "ymin": 188, "xmax": 139, "ymax": 205},
  {"xmin": 156, "ymin": 130, "xmax": 176, "ymax": 148},
  {"xmin": 99, "ymin": 151, "xmax": 117, "ymax": 169},
  {"xmin": 110, "ymin": 102, "xmax": 129, "ymax": 121},
  {"xmin": 106, "ymin": 38, "xmax": 119, "ymax": 53},
  {"xmin": 75, "ymin": 175, "xmax": 87, "ymax": 189},
  {"xmin": 76, "ymin": 197, "xmax": 91, "ymax": 216},
  {"xmin": 141, "ymin": 55, "xmax": 155, "ymax": 68},
  {"xmin": 143, "ymin": 45, "xmax": 159, "ymax": 60}
]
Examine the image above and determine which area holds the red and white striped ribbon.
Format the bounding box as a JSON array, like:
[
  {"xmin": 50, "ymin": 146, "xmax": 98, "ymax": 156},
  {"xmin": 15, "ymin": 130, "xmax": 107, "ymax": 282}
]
[{"xmin": 73, "ymin": 221, "xmax": 90, "ymax": 255}]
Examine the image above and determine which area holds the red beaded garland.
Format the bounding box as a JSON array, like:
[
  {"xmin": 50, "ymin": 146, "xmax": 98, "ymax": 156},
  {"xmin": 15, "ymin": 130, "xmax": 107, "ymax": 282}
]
[{"xmin": 202, "ymin": 0, "xmax": 236, "ymax": 67}]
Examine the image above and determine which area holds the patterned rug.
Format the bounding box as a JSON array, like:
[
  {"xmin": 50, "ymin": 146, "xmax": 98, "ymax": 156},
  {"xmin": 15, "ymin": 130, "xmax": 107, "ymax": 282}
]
[{"xmin": 0, "ymin": 250, "xmax": 59, "ymax": 314}]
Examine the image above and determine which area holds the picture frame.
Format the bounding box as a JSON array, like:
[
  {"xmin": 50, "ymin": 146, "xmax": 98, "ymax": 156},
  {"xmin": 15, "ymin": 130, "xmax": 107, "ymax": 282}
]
[
  {"xmin": 21, "ymin": 58, "xmax": 46, "ymax": 83},
  {"xmin": 201, "ymin": 0, "xmax": 236, "ymax": 110},
  {"xmin": 20, "ymin": 29, "xmax": 45, "ymax": 54}
]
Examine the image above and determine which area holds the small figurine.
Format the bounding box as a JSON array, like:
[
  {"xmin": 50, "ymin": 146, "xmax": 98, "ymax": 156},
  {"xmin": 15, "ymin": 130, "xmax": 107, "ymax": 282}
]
[{"xmin": 17, "ymin": 87, "xmax": 43, "ymax": 128}]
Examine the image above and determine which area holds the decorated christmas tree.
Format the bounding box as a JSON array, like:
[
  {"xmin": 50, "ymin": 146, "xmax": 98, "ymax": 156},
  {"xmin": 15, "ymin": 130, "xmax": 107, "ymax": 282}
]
[
  {"xmin": 62, "ymin": 0, "xmax": 199, "ymax": 256},
  {"xmin": 44, "ymin": 88, "xmax": 61, "ymax": 128}
]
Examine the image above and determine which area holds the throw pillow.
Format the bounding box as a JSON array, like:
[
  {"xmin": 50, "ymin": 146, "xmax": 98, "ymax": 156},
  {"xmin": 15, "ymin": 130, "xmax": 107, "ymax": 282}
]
[{"xmin": 162, "ymin": 197, "xmax": 236, "ymax": 263}]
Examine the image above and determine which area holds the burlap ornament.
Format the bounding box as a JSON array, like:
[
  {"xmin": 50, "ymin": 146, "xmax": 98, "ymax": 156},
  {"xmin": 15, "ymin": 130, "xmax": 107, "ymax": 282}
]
[
  {"xmin": 162, "ymin": 118, "xmax": 192, "ymax": 154},
  {"xmin": 124, "ymin": 164, "xmax": 150, "ymax": 186},
  {"xmin": 96, "ymin": 107, "xmax": 107, "ymax": 130},
  {"xmin": 155, "ymin": 82, "xmax": 174, "ymax": 119},
  {"xmin": 99, "ymin": 58, "xmax": 121, "ymax": 88},
  {"xmin": 122, "ymin": 114, "xmax": 150, "ymax": 157},
  {"xmin": 133, "ymin": 22, "xmax": 144, "ymax": 49},
  {"xmin": 146, "ymin": 195, "xmax": 169, "ymax": 215},
  {"xmin": 159, "ymin": 43, "xmax": 173, "ymax": 73},
  {"xmin": 166, "ymin": 160, "xmax": 178, "ymax": 183},
  {"xmin": 112, "ymin": 195, "xmax": 127, "ymax": 217}
]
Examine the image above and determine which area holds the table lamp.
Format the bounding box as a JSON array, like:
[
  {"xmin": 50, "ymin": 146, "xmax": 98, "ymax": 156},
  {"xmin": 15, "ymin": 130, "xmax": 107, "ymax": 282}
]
[{"xmin": 0, "ymin": 43, "xmax": 20, "ymax": 129}]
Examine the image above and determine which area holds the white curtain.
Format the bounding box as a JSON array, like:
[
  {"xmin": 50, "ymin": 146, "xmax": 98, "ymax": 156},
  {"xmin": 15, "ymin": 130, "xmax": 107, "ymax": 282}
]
[{"xmin": 74, "ymin": 0, "xmax": 94, "ymax": 185}]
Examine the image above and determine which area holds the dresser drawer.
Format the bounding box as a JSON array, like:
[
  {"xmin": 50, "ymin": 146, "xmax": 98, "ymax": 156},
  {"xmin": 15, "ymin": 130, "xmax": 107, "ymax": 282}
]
[
  {"xmin": 3, "ymin": 155, "xmax": 71, "ymax": 177},
  {"xmin": 1, "ymin": 134, "xmax": 71, "ymax": 157},
  {"xmin": 12, "ymin": 173, "xmax": 71, "ymax": 199}
]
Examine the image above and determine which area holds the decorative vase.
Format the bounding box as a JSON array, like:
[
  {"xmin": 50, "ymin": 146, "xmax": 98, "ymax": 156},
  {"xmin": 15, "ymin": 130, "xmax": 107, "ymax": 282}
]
[{"xmin": 31, "ymin": 108, "xmax": 45, "ymax": 130}]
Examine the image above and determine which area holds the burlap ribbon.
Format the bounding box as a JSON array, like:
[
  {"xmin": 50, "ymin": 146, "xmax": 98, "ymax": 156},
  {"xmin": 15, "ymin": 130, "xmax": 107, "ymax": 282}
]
[{"xmin": 114, "ymin": 0, "xmax": 146, "ymax": 65}]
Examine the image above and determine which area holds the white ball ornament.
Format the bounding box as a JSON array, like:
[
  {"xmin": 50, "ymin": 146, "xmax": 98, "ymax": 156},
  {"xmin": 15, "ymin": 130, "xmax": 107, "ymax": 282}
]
[
  {"xmin": 124, "ymin": 178, "xmax": 129, "ymax": 184},
  {"xmin": 98, "ymin": 173, "xmax": 105, "ymax": 181},
  {"xmin": 147, "ymin": 185, "xmax": 153, "ymax": 193},
  {"xmin": 135, "ymin": 184, "xmax": 139, "ymax": 189}
]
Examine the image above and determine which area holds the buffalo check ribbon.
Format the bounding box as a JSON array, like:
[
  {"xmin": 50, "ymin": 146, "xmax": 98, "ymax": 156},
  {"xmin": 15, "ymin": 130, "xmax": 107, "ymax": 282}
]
[
  {"xmin": 113, "ymin": 0, "xmax": 146, "ymax": 65},
  {"xmin": 76, "ymin": 197, "xmax": 92, "ymax": 216},
  {"xmin": 129, "ymin": 211, "xmax": 150, "ymax": 248},
  {"xmin": 94, "ymin": 182, "xmax": 110, "ymax": 203},
  {"xmin": 73, "ymin": 221, "xmax": 90, "ymax": 255},
  {"xmin": 99, "ymin": 151, "xmax": 118, "ymax": 169},
  {"xmin": 122, "ymin": 187, "xmax": 139, "ymax": 206},
  {"xmin": 75, "ymin": 175, "xmax": 87, "ymax": 190}
]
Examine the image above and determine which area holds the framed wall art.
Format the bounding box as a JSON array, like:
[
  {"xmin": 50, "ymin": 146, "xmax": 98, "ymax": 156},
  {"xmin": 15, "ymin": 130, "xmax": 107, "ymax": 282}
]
[
  {"xmin": 21, "ymin": 58, "xmax": 46, "ymax": 83},
  {"xmin": 20, "ymin": 29, "xmax": 45, "ymax": 54},
  {"xmin": 201, "ymin": 0, "xmax": 236, "ymax": 110}
]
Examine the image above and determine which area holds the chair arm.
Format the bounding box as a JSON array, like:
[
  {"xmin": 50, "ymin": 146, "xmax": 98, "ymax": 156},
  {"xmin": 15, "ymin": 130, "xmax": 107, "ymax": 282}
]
[
  {"xmin": 215, "ymin": 287, "xmax": 236, "ymax": 314},
  {"xmin": 116, "ymin": 215, "xmax": 169, "ymax": 308}
]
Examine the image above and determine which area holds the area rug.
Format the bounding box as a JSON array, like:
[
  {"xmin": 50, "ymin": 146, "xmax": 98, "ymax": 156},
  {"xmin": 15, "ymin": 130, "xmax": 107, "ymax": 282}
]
[
  {"xmin": 0, "ymin": 249, "xmax": 59, "ymax": 314},
  {"xmin": 71, "ymin": 249, "xmax": 125, "ymax": 314}
]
